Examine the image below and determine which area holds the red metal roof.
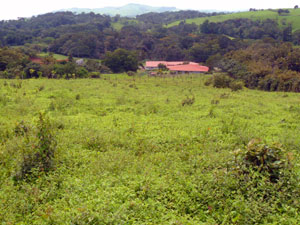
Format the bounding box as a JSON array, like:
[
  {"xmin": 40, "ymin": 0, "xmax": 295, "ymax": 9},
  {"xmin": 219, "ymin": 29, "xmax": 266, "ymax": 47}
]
[
  {"xmin": 145, "ymin": 61, "xmax": 209, "ymax": 72},
  {"xmin": 167, "ymin": 64, "xmax": 209, "ymax": 72},
  {"xmin": 30, "ymin": 58, "xmax": 43, "ymax": 64}
]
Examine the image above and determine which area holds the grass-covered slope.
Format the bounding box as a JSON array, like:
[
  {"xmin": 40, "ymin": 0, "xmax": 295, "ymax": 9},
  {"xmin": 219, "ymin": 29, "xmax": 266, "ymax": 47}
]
[
  {"xmin": 168, "ymin": 8, "xmax": 300, "ymax": 31},
  {"xmin": 0, "ymin": 75, "xmax": 300, "ymax": 224}
]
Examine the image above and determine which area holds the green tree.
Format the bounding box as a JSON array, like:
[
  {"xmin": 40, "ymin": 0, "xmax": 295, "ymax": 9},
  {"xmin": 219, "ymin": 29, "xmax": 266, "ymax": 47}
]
[
  {"xmin": 102, "ymin": 48, "xmax": 138, "ymax": 73},
  {"xmin": 283, "ymin": 24, "xmax": 292, "ymax": 42}
]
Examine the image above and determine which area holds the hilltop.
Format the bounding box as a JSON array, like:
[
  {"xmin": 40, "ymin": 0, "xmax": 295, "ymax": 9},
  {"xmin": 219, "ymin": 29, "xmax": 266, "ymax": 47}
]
[
  {"xmin": 167, "ymin": 8, "xmax": 300, "ymax": 31},
  {"xmin": 57, "ymin": 3, "xmax": 177, "ymax": 17}
]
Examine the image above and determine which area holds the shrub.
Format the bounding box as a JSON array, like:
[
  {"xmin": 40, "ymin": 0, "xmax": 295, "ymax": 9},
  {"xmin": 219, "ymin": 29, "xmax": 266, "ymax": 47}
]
[
  {"xmin": 229, "ymin": 80, "xmax": 244, "ymax": 91},
  {"xmin": 212, "ymin": 73, "xmax": 233, "ymax": 88},
  {"xmin": 85, "ymin": 135, "xmax": 107, "ymax": 152},
  {"xmin": 88, "ymin": 72, "xmax": 101, "ymax": 79},
  {"xmin": 233, "ymin": 139, "xmax": 290, "ymax": 182},
  {"xmin": 204, "ymin": 77, "xmax": 213, "ymax": 86},
  {"xmin": 182, "ymin": 96, "xmax": 195, "ymax": 106},
  {"xmin": 38, "ymin": 85, "xmax": 45, "ymax": 92},
  {"xmin": 127, "ymin": 71, "xmax": 135, "ymax": 76},
  {"xmin": 14, "ymin": 112, "xmax": 57, "ymax": 181},
  {"xmin": 158, "ymin": 63, "xmax": 169, "ymax": 71}
]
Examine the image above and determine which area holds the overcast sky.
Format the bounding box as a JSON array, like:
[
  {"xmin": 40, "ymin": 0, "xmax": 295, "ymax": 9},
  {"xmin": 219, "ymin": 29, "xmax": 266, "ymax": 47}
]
[{"xmin": 0, "ymin": 0, "xmax": 299, "ymax": 20}]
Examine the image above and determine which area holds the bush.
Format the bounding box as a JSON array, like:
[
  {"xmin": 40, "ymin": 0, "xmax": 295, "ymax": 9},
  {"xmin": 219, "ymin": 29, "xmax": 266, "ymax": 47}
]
[
  {"xmin": 182, "ymin": 96, "xmax": 195, "ymax": 106},
  {"xmin": 212, "ymin": 73, "xmax": 233, "ymax": 88},
  {"xmin": 233, "ymin": 139, "xmax": 290, "ymax": 182},
  {"xmin": 204, "ymin": 77, "xmax": 213, "ymax": 86},
  {"xmin": 88, "ymin": 72, "xmax": 101, "ymax": 79},
  {"xmin": 229, "ymin": 80, "xmax": 244, "ymax": 91},
  {"xmin": 127, "ymin": 71, "xmax": 135, "ymax": 76},
  {"xmin": 14, "ymin": 112, "xmax": 57, "ymax": 181}
]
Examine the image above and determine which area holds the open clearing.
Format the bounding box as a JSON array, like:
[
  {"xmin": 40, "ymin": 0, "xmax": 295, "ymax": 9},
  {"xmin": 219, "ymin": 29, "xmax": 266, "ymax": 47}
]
[{"xmin": 1, "ymin": 75, "xmax": 300, "ymax": 224}]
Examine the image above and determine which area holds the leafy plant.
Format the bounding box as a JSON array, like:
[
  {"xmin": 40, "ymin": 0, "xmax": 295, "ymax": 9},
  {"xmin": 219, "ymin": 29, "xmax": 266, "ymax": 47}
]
[
  {"xmin": 212, "ymin": 73, "xmax": 233, "ymax": 88},
  {"xmin": 229, "ymin": 80, "xmax": 244, "ymax": 91},
  {"xmin": 14, "ymin": 112, "xmax": 57, "ymax": 181},
  {"xmin": 233, "ymin": 139, "xmax": 289, "ymax": 182},
  {"xmin": 182, "ymin": 95, "xmax": 195, "ymax": 106}
]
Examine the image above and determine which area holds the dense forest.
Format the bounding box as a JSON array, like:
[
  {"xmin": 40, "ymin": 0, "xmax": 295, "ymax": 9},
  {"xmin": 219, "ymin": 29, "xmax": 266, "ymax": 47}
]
[{"xmin": 1, "ymin": 10, "xmax": 300, "ymax": 91}]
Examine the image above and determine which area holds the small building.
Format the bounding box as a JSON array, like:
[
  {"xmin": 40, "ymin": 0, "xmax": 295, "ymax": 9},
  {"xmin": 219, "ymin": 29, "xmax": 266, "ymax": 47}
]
[{"xmin": 76, "ymin": 59, "xmax": 85, "ymax": 66}]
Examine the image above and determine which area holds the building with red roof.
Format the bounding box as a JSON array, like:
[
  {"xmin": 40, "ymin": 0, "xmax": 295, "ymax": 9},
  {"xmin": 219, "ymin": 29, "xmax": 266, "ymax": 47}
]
[{"xmin": 145, "ymin": 61, "xmax": 209, "ymax": 73}]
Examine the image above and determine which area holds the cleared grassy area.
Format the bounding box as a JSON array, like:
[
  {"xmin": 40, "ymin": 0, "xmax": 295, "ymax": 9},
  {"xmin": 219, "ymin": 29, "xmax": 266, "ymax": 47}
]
[
  {"xmin": 111, "ymin": 22, "xmax": 124, "ymax": 30},
  {"xmin": 38, "ymin": 53, "xmax": 69, "ymax": 60},
  {"xmin": 112, "ymin": 19, "xmax": 139, "ymax": 30},
  {"xmin": 0, "ymin": 75, "xmax": 300, "ymax": 224}
]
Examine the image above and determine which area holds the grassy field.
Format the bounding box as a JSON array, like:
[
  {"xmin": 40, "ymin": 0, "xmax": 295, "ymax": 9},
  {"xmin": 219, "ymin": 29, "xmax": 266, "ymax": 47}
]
[
  {"xmin": 37, "ymin": 53, "xmax": 101, "ymax": 62},
  {"xmin": 167, "ymin": 8, "xmax": 300, "ymax": 31},
  {"xmin": 112, "ymin": 19, "xmax": 139, "ymax": 30},
  {"xmin": 0, "ymin": 75, "xmax": 300, "ymax": 224},
  {"xmin": 38, "ymin": 53, "xmax": 69, "ymax": 60}
]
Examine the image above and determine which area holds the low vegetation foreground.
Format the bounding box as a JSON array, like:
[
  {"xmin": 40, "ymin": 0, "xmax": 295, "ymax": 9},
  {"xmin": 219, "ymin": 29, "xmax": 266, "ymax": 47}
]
[{"xmin": 0, "ymin": 75, "xmax": 300, "ymax": 224}]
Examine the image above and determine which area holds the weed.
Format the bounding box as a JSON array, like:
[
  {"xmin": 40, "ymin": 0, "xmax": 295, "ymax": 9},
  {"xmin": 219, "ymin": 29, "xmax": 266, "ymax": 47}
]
[
  {"xmin": 230, "ymin": 80, "xmax": 244, "ymax": 91},
  {"xmin": 116, "ymin": 96, "xmax": 127, "ymax": 105},
  {"xmin": 14, "ymin": 121, "xmax": 30, "ymax": 136},
  {"xmin": 85, "ymin": 135, "xmax": 107, "ymax": 152},
  {"xmin": 211, "ymin": 99, "xmax": 220, "ymax": 105},
  {"xmin": 38, "ymin": 85, "xmax": 45, "ymax": 92},
  {"xmin": 182, "ymin": 95, "xmax": 195, "ymax": 106},
  {"xmin": 208, "ymin": 105, "xmax": 216, "ymax": 117},
  {"xmin": 14, "ymin": 112, "xmax": 57, "ymax": 181},
  {"xmin": 219, "ymin": 93, "xmax": 230, "ymax": 99},
  {"xmin": 233, "ymin": 139, "xmax": 290, "ymax": 182},
  {"xmin": 0, "ymin": 94, "xmax": 9, "ymax": 106},
  {"xmin": 10, "ymin": 81, "xmax": 22, "ymax": 89},
  {"xmin": 127, "ymin": 71, "xmax": 135, "ymax": 76}
]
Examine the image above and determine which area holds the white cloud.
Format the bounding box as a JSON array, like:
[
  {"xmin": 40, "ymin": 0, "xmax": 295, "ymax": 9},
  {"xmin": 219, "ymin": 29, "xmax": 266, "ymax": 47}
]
[{"xmin": 0, "ymin": 0, "xmax": 299, "ymax": 20}]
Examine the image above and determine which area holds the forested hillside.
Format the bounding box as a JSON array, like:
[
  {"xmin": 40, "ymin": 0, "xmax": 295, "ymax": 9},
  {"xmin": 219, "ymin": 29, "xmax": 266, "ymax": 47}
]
[{"xmin": 2, "ymin": 9, "xmax": 300, "ymax": 92}]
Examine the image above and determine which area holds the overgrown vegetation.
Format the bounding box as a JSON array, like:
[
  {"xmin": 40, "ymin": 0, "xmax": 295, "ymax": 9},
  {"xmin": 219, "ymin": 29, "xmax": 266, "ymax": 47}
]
[
  {"xmin": 0, "ymin": 75, "xmax": 300, "ymax": 224},
  {"xmin": 14, "ymin": 112, "xmax": 57, "ymax": 181}
]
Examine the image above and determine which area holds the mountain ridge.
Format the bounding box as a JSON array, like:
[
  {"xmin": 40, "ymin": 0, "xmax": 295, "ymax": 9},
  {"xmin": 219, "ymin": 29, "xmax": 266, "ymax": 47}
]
[{"xmin": 56, "ymin": 3, "xmax": 178, "ymax": 17}]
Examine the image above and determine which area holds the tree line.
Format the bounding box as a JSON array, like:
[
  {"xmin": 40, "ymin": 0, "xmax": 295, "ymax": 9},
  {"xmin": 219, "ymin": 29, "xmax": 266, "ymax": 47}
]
[{"xmin": 2, "ymin": 11, "xmax": 300, "ymax": 92}]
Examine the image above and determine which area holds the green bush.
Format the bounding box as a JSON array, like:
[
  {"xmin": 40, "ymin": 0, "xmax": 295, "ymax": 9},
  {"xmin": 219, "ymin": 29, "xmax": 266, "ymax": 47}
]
[
  {"xmin": 229, "ymin": 80, "xmax": 244, "ymax": 91},
  {"xmin": 182, "ymin": 95, "xmax": 195, "ymax": 106},
  {"xmin": 88, "ymin": 72, "xmax": 101, "ymax": 79},
  {"xmin": 14, "ymin": 112, "xmax": 57, "ymax": 181},
  {"xmin": 233, "ymin": 139, "xmax": 290, "ymax": 182},
  {"xmin": 204, "ymin": 77, "xmax": 213, "ymax": 86},
  {"xmin": 127, "ymin": 71, "xmax": 136, "ymax": 76},
  {"xmin": 212, "ymin": 73, "xmax": 233, "ymax": 88}
]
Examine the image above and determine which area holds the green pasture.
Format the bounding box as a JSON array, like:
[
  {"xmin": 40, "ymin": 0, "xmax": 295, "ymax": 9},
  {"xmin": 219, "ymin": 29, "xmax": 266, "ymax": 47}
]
[
  {"xmin": 0, "ymin": 75, "xmax": 300, "ymax": 224},
  {"xmin": 38, "ymin": 53, "xmax": 69, "ymax": 60}
]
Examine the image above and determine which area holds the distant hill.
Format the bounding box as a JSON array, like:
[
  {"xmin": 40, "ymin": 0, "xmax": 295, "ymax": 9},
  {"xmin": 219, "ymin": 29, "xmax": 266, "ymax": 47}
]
[{"xmin": 57, "ymin": 3, "xmax": 177, "ymax": 17}]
